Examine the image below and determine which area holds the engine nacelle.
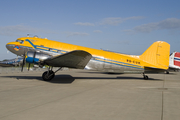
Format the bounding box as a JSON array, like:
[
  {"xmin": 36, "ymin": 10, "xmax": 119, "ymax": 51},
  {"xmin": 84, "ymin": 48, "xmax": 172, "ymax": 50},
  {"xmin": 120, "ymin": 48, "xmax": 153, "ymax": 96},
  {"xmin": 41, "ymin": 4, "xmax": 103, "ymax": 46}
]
[{"xmin": 26, "ymin": 51, "xmax": 51, "ymax": 64}]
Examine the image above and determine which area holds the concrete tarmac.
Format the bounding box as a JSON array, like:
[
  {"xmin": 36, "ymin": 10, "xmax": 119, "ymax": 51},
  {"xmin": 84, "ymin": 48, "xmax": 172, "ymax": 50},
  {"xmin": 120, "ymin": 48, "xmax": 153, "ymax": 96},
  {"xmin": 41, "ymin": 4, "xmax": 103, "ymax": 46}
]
[{"xmin": 0, "ymin": 69, "xmax": 180, "ymax": 120}]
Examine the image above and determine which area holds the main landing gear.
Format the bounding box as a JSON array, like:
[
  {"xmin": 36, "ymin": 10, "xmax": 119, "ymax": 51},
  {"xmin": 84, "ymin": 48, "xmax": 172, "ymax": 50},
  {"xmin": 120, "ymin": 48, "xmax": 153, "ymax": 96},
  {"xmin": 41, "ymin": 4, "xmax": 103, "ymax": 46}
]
[
  {"xmin": 142, "ymin": 72, "xmax": 149, "ymax": 80},
  {"xmin": 42, "ymin": 67, "xmax": 62, "ymax": 81}
]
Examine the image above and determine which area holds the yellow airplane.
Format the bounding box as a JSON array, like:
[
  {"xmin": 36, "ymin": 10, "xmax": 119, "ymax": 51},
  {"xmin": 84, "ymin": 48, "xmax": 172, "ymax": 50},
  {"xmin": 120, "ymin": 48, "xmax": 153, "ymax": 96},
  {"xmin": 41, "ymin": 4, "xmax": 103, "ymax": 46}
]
[{"xmin": 6, "ymin": 35, "xmax": 170, "ymax": 81}]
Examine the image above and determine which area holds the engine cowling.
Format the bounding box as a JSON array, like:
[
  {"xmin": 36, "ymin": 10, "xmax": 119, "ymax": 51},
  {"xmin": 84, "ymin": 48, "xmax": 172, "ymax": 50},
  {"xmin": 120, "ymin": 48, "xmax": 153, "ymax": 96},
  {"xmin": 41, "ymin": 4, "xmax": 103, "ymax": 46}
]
[{"xmin": 26, "ymin": 51, "xmax": 51, "ymax": 64}]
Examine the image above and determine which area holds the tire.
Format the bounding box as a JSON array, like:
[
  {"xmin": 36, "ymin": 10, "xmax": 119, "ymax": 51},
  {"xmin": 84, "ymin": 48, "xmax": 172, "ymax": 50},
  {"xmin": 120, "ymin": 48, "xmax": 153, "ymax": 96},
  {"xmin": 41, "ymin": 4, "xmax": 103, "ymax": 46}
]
[{"xmin": 42, "ymin": 71, "xmax": 55, "ymax": 81}]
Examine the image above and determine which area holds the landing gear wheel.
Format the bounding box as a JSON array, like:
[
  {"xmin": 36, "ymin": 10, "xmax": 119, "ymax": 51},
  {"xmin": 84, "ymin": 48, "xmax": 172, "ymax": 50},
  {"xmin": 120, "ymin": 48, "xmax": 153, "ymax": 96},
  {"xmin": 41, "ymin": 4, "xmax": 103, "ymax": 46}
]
[
  {"xmin": 144, "ymin": 75, "xmax": 148, "ymax": 80},
  {"xmin": 42, "ymin": 70, "xmax": 55, "ymax": 81}
]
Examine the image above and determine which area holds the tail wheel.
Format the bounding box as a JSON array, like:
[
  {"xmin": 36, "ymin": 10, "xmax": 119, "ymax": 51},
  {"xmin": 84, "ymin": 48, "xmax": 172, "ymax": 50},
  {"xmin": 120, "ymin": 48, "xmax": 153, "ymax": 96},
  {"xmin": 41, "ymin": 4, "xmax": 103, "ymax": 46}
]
[
  {"xmin": 144, "ymin": 75, "xmax": 148, "ymax": 80},
  {"xmin": 42, "ymin": 70, "xmax": 55, "ymax": 81}
]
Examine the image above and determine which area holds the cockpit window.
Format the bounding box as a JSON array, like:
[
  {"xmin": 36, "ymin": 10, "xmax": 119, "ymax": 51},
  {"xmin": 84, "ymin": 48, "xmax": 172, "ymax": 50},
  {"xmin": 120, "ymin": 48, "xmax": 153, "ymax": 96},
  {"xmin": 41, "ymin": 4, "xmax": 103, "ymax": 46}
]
[
  {"xmin": 16, "ymin": 40, "xmax": 21, "ymax": 42},
  {"xmin": 16, "ymin": 40, "xmax": 24, "ymax": 44},
  {"xmin": 20, "ymin": 40, "xmax": 24, "ymax": 44}
]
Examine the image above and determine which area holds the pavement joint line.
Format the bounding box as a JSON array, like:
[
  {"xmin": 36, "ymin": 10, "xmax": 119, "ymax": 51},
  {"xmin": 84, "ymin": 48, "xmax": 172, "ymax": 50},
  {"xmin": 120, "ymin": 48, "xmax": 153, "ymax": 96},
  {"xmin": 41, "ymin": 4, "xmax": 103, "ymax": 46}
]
[{"xmin": 161, "ymin": 74, "xmax": 166, "ymax": 120}]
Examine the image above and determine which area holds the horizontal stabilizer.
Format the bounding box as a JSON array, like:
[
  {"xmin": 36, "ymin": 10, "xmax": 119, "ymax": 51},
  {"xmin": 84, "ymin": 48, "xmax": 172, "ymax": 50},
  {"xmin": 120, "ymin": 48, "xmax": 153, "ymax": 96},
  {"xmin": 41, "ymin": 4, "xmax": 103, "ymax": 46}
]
[{"xmin": 144, "ymin": 67, "xmax": 166, "ymax": 73}]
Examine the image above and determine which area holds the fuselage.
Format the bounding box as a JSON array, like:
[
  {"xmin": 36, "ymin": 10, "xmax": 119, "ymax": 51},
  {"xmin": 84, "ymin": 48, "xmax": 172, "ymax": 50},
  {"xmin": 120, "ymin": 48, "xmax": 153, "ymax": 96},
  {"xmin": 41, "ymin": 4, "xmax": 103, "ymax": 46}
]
[{"xmin": 6, "ymin": 36, "xmax": 161, "ymax": 73}]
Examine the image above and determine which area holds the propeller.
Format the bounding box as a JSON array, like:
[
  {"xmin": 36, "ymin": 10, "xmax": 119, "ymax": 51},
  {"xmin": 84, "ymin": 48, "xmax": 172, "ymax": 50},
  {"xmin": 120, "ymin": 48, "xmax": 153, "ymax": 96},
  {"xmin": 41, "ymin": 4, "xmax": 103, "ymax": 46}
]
[
  {"xmin": 21, "ymin": 53, "xmax": 32, "ymax": 72},
  {"xmin": 21, "ymin": 51, "xmax": 39, "ymax": 72},
  {"xmin": 21, "ymin": 53, "xmax": 26, "ymax": 72}
]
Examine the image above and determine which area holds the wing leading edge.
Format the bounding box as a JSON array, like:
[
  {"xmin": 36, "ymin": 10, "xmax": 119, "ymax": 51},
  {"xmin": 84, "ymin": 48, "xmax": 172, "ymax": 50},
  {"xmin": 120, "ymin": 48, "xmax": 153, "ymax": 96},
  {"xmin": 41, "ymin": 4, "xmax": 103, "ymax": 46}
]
[{"xmin": 44, "ymin": 50, "xmax": 92, "ymax": 69}]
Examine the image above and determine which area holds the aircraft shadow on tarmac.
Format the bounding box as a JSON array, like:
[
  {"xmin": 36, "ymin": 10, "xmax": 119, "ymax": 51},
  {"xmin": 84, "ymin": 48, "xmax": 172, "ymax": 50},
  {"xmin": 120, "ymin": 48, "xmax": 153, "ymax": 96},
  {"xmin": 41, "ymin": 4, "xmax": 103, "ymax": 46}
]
[{"xmin": 2, "ymin": 74, "xmax": 163, "ymax": 84}]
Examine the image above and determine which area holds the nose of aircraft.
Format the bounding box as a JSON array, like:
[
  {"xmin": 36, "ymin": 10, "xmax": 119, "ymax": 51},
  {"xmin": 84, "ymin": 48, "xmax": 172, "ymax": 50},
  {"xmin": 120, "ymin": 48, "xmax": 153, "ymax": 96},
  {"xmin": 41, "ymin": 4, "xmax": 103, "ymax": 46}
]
[
  {"xmin": 6, "ymin": 42, "xmax": 23, "ymax": 56},
  {"xmin": 6, "ymin": 42, "xmax": 28, "ymax": 56},
  {"xmin": 6, "ymin": 42, "xmax": 13, "ymax": 52}
]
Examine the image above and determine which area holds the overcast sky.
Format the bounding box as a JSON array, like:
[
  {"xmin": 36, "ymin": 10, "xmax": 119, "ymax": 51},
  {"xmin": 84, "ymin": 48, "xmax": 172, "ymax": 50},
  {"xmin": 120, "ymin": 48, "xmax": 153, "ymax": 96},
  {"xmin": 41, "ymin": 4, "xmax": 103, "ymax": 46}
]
[{"xmin": 0, "ymin": 0, "xmax": 180, "ymax": 60}]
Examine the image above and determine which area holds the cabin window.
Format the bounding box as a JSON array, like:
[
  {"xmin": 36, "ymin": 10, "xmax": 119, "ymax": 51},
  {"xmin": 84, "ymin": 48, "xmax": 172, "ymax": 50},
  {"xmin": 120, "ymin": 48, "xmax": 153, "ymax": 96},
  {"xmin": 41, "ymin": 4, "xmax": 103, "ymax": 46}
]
[
  {"xmin": 92, "ymin": 57, "xmax": 96, "ymax": 60},
  {"xmin": 49, "ymin": 48, "xmax": 53, "ymax": 51},
  {"xmin": 57, "ymin": 50, "xmax": 61, "ymax": 53}
]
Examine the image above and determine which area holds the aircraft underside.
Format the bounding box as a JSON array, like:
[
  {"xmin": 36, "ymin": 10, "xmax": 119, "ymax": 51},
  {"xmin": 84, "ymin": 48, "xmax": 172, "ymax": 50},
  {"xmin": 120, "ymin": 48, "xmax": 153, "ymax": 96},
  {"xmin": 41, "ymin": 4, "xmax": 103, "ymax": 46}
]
[
  {"xmin": 41, "ymin": 60, "xmax": 147, "ymax": 81},
  {"xmin": 86, "ymin": 60, "xmax": 144, "ymax": 73}
]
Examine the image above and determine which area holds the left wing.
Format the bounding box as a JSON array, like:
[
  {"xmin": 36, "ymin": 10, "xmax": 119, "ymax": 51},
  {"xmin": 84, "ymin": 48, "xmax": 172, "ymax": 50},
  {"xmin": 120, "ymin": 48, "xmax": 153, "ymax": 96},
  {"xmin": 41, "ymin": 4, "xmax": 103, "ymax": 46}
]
[{"xmin": 44, "ymin": 50, "xmax": 92, "ymax": 69}]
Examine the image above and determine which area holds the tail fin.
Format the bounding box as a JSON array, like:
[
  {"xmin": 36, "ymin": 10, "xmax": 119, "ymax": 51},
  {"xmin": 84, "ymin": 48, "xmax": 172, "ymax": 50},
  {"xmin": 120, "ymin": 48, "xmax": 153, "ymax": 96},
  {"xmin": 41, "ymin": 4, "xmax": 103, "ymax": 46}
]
[
  {"xmin": 174, "ymin": 52, "xmax": 180, "ymax": 67},
  {"xmin": 140, "ymin": 41, "xmax": 170, "ymax": 70},
  {"xmin": 169, "ymin": 52, "xmax": 180, "ymax": 68}
]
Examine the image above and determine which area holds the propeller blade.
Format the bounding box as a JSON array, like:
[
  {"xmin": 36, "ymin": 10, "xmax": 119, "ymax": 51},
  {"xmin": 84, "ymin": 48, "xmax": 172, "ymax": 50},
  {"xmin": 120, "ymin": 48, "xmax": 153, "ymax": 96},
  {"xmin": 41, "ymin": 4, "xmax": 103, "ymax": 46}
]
[
  {"xmin": 28, "ymin": 63, "xmax": 31, "ymax": 71},
  {"xmin": 21, "ymin": 54, "xmax": 26, "ymax": 72}
]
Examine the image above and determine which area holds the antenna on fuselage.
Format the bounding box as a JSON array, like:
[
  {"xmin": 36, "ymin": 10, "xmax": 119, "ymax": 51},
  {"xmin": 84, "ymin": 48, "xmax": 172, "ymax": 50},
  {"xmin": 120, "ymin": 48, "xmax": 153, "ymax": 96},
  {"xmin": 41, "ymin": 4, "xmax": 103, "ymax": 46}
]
[
  {"xmin": 33, "ymin": 35, "xmax": 38, "ymax": 38},
  {"xmin": 27, "ymin": 34, "xmax": 29, "ymax": 37}
]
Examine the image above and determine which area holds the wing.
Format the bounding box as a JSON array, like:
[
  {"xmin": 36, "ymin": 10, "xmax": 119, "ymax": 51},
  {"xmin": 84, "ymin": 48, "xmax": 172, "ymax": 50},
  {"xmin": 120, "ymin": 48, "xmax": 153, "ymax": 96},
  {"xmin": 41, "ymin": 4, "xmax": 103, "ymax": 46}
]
[
  {"xmin": 0, "ymin": 63, "xmax": 15, "ymax": 67},
  {"xmin": 44, "ymin": 50, "xmax": 92, "ymax": 69}
]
